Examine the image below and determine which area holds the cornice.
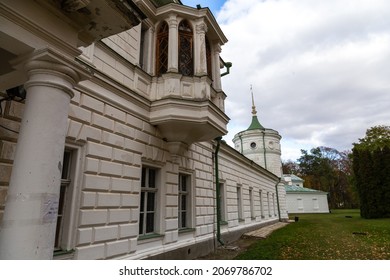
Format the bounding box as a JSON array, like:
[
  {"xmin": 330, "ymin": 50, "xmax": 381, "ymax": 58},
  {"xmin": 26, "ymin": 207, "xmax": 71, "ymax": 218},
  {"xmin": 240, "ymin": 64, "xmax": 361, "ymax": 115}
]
[
  {"xmin": 155, "ymin": 3, "xmax": 228, "ymax": 44},
  {"xmin": 133, "ymin": 0, "xmax": 158, "ymax": 23},
  {"xmin": 0, "ymin": 2, "xmax": 81, "ymax": 58}
]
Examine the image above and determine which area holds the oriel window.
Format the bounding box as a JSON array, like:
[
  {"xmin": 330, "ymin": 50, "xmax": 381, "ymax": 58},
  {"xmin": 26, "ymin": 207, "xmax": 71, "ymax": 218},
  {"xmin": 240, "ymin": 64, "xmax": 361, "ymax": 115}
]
[{"xmin": 178, "ymin": 20, "xmax": 193, "ymax": 76}]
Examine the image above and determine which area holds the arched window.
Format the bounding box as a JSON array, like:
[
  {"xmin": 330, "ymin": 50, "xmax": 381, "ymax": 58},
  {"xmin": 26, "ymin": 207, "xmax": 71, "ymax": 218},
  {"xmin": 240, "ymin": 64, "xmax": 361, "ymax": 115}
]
[
  {"xmin": 206, "ymin": 37, "xmax": 212, "ymax": 79},
  {"xmin": 178, "ymin": 20, "xmax": 193, "ymax": 76},
  {"xmin": 156, "ymin": 21, "xmax": 169, "ymax": 76}
]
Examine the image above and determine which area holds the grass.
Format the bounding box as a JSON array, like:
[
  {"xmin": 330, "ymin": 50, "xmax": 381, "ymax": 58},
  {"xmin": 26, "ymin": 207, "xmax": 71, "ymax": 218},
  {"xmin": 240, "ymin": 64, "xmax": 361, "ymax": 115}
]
[{"xmin": 235, "ymin": 209, "xmax": 390, "ymax": 260}]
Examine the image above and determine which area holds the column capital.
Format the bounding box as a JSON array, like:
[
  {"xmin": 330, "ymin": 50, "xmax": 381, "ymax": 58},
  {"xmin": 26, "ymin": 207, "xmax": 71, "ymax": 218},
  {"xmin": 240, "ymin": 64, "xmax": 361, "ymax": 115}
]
[
  {"xmin": 15, "ymin": 47, "xmax": 91, "ymax": 81},
  {"xmin": 167, "ymin": 14, "xmax": 178, "ymax": 28},
  {"xmin": 17, "ymin": 48, "xmax": 92, "ymax": 98},
  {"xmin": 214, "ymin": 43, "xmax": 222, "ymax": 54},
  {"xmin": 196, "ymin": 22, "xmax": 208, "ymax": 34}
]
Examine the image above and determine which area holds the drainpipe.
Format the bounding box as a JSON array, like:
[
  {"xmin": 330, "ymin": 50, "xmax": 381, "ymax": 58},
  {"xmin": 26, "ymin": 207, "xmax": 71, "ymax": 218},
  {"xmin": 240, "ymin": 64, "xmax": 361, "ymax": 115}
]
[
  {"xmin": 262, "ymin": 131, "xmax": 267, "ymax": 169},
  {"xmin": 214, "ymin": 137, "xmax": 224, "ymax": 245},
  {"xmin": 275, "ymin": 178, "xmax": 282, "ymax": 222},
  {"xmin": 220, "ymin": 57, "xmax": 232, "ymax": 77}
]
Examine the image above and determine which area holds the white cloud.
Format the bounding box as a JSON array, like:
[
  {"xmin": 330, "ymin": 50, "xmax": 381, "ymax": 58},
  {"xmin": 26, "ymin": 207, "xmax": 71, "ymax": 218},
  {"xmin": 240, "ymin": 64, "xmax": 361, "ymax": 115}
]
[{"xmin": 218, "ymin": 0, "xmax": 390, "ymax": 160}]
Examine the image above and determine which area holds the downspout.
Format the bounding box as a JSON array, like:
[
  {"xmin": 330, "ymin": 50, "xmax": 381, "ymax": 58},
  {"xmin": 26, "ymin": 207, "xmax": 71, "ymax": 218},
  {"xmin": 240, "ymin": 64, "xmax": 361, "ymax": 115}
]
[
  {"xmin": 220, "ymin": 57, "xmax": 232, "ymax": 77},
  {"xmin": 275, "ymin": 178, "xmax": 282, "ymax": 222},
  {"xmin": 214, "ymin": 137, "xmax": 224, "ymax": 245},
  {"xmin": 262, "ymin": 131, "xmax": 267, "ymax": 169}
]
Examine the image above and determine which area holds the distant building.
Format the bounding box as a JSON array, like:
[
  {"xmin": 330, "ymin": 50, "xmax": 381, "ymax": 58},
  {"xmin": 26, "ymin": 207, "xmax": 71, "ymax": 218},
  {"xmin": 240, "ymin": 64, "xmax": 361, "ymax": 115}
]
[{"xmin": 283, "ymin": 174, "xmax": 330, "ymax": 214}]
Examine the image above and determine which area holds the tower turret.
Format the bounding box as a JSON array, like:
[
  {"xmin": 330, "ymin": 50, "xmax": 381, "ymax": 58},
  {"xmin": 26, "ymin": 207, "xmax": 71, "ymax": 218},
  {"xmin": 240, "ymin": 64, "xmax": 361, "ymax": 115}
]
[{"xmin": 232, "ymin": 87, "xmax": 282, "ymax": 177}]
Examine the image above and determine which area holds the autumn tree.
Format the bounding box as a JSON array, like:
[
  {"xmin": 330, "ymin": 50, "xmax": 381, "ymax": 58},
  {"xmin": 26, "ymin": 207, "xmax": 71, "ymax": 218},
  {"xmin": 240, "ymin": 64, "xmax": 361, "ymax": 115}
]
[
  {"xmin": 282, "ymin": 160, "xmax": 300, "ymax": 175},
  {"xmin": 297, "ymin": 146, "xmax": 357, "ymax": 209}
]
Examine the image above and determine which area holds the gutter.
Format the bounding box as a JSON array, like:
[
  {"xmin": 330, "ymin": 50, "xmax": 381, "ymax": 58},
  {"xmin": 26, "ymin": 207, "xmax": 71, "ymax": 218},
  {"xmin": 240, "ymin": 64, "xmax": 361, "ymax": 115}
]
[{"xmin": 214, "ymin": 137, "xmax": 224, "ymax": 245}]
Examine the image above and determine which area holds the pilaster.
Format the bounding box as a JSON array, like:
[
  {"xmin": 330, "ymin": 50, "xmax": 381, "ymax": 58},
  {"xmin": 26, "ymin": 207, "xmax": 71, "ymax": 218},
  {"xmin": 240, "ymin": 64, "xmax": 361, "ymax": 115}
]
[{"xmin": 212, "ymin": 43, "xmax": 222, "ymax": 91}]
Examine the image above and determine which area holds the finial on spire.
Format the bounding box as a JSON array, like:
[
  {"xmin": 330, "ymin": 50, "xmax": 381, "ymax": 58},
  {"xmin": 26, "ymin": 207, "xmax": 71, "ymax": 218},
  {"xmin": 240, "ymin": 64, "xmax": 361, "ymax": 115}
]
[{"xmin": 251, "ymin": 85, "xmax": 257, "ymax": 116}]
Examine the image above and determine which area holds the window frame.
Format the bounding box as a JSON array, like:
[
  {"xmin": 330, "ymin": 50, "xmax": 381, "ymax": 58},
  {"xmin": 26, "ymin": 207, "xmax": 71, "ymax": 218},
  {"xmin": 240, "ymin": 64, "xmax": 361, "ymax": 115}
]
[
  {"xmin": 259, "ymin": 190, "xmax": 265, "ymax": 218},
  {"xmin": 205, "ymin": 36, "xmax": 212, "ymax": 79},
  {"xmin": 178, "ymin": 173, "xmax": 192, "ymax": 230},
  {"xmin": 54, "ymin": 145, "xmax": 82, "ymax": 256},
  {"xmin": 139, "ymin": 166, "xmax": 159, "ymax": 237},
  {"xmin": 156, "ymin": 21, "xmax": 169, "ymax": 76},
  {"xmin": 236, "ymin": 185, "xmax": 243, "ymax": 221},
  {"xmin": 218, "ymin": 181, "xmax": 227, "ymax": 223},
  {"xmin": 178, "ymin": 20, "xmax": 194, "ymax": 76},
  {"xmin": 249, "ymin": 188, "xmax": 255, "ymax": 219}
]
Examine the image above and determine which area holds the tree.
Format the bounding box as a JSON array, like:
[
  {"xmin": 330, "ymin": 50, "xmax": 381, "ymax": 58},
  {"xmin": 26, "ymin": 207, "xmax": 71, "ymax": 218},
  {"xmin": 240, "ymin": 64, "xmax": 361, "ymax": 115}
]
[
  {"xmin": 354, "ymin": 125, "xmax": 390, "ymax": 151},
  {"xmin": 282, "ymin": 160, "xmax": 300, "ymax": 175},
  {"xmin": 296, "ymin": 146, "xmax": 357, "ymax": 209},
  {"xmin": 353, "ymin": 125, "xmax": 390, "ymax": 218}
]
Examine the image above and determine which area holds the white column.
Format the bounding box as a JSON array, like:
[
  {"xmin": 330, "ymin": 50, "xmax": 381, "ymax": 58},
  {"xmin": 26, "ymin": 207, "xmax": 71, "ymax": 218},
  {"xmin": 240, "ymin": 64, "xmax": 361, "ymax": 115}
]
[
  {"xmin": 167, "ymin": 14, "xmax": 178, "ymax": 72},
  {"xmin": 0, "ymin": 58, "xmax": 78, "ymax": 259},
  {"xmin": 145, "ymin": 27, "xmax": 155, "ymax": 75},
  {"xmin": 194, "ymin": 20, "xmax": 208, "ymax": 76},
  {"xmin": 213, "ymin": 43, "xmax": 222, "ymax": 91}
]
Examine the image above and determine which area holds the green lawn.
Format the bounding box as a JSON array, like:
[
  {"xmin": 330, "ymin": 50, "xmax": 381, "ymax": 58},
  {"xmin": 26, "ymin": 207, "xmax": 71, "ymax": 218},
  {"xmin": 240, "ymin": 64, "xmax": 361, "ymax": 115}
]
[{"xmin": 235, "ymin": 209, "xmax": 390, "ymax": 260}]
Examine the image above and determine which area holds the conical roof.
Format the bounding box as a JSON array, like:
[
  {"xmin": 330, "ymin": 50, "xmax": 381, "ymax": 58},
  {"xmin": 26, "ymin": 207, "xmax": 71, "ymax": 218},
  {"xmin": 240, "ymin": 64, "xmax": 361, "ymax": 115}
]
[
  {"xmin": 247, "ymin": 115, "xmax": 265, "ymax": 130},
  {"xmin": 247, "ymin": 86, "xmax": 265, "ymax": 130}
]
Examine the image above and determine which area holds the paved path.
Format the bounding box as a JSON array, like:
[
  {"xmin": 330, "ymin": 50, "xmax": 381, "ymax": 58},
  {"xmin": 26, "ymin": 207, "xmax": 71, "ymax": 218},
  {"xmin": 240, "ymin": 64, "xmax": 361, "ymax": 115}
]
[{"xmin": 243, "ymin": 222, "xmax": 291, "ymax": 239}]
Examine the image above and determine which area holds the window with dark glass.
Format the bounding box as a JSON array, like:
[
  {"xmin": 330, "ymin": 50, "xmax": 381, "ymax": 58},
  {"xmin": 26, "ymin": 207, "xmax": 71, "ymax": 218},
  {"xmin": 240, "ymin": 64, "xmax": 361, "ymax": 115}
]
[
  {"xmin": 156, "ymin": 21, "xmax": 169, "ymax": 76},
  {"xmin": 139, "ymin": 24, "xmax": 147, "ymax": 71},
  {"xmin": 139, "ymin": 167, "xmax": 158, "ymax": 235},
  {"xmin": 237, "ymin": 186, "xmax": 243, "ymax": 220},
  {"xmin": 55, "ymin": 150, "xmax": 72, "ymax": 251},
  {"xmin": 178, "ymin": 20, "xmax": 193, "ymax": 76},
  {"xmin": 206, "ymin": 37, "xmax": 212, "ymax": 79},
  {"xmin": 178, "ymin": 174, "xmax": 190, "ymax": 229}
]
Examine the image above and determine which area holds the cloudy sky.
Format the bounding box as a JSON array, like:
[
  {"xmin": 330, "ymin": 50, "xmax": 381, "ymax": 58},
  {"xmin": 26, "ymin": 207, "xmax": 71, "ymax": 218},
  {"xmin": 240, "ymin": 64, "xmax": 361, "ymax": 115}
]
[{"xmin": 181, "ymin": 0, "xmax": 390, "ymax": 161}]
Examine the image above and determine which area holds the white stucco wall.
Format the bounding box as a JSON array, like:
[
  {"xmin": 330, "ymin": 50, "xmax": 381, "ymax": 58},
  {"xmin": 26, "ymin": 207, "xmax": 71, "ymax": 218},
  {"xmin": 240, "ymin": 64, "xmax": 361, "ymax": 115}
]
[{"xmin": 286, "ymin": 192, "xmax": 329, "ymax": 214}]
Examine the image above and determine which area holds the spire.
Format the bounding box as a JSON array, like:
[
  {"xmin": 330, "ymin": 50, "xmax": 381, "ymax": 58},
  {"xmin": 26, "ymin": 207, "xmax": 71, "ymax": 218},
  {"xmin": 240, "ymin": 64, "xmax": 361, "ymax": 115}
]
[
  {"xmin": 251, "ymin": 85, "xmax": 257, "ymax": 116},
  {"xmin": 247, "ymin": 85, "xmax": 265, "ymax": 130}
]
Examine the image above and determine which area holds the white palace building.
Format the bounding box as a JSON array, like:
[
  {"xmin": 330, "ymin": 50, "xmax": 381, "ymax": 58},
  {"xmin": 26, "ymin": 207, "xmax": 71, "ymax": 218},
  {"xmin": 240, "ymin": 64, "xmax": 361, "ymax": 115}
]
[{"xmin": 0, "ymin": 0, "xmax": 288, "ymax": 260}]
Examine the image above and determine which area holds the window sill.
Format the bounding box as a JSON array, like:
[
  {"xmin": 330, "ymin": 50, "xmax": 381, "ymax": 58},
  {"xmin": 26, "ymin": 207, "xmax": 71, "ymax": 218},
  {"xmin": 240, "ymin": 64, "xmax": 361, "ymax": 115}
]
[
  {"xmin": 220, "ymin": 220, "xmax": 228, "ymax": 226},
  {"xmin": 53, "ymin": 249, "xmax": 75, "ymax": 260},
  {"xmin": 138, "ymin": 233, "xmax": 164, "ymax": 243},
  {"xmin": 179, "ymin": 228, "xmax": 196, "ymax": 234}
]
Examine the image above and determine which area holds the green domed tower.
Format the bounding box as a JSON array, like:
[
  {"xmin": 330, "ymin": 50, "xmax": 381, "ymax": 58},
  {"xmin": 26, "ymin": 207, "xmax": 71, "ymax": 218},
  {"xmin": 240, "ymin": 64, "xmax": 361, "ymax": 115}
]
[{"xmin": 232, "ymin": 88, "xmax": 282, "ymax": 177}]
